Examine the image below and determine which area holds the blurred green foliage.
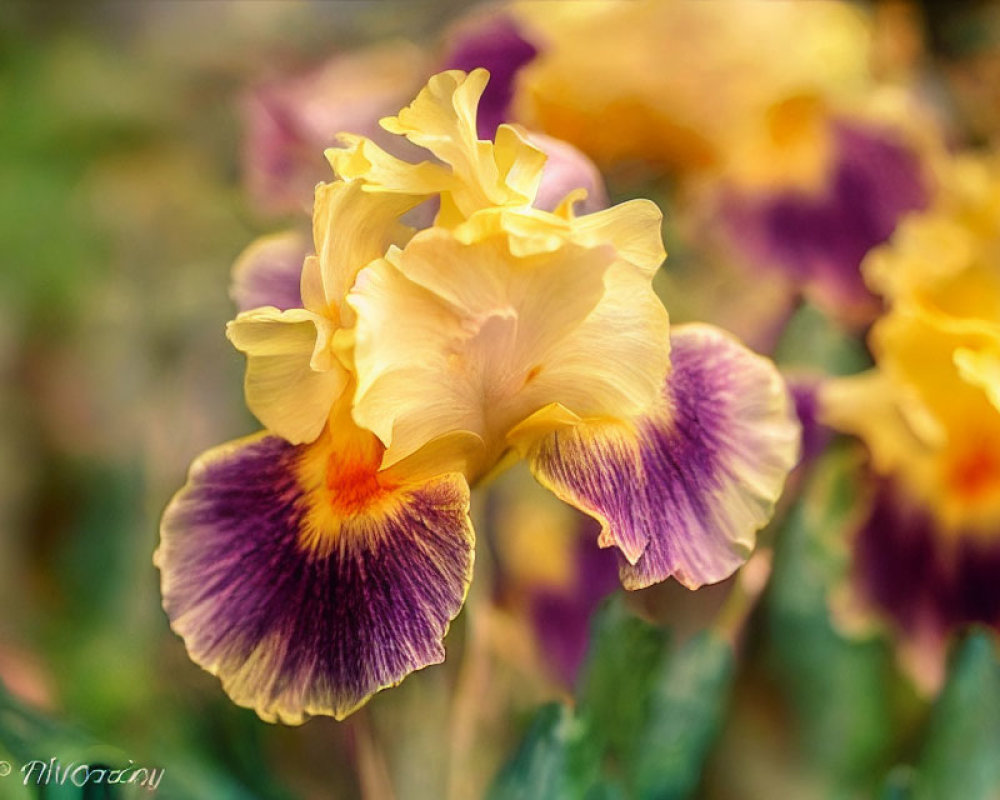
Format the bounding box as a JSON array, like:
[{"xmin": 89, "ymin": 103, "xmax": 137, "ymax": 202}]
[{"xmin": 491, "ymin": 598, "xmax": 734, "ymax": 800}]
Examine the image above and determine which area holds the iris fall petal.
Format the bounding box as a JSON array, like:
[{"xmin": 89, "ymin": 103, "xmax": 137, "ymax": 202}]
[
  {"xmin": 156, "ymin": 428, "xmax": 474, "ymax": 723},
  {"xmin": 517, "ymin": 324, "xmax": 800, "ymax": 589}
]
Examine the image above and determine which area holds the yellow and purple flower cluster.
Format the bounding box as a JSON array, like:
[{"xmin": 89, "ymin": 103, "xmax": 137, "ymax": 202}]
[
  {"xmin": 157, "ymin": 69, "xmax": 800, "ymax": 723},
  {"xmin": 822, "ymin": 154, "xmax": 1000, "ymax": 686}
]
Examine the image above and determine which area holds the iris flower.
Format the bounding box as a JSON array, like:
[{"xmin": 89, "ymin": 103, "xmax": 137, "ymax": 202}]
[
  {"xmin": 821, "ymin": 154, "xmax": 1000, "ymax": 687},
  {"xmin": 503, "ymin": 0, "xmax": 936, "ymax": 326},
  {"xmin": 157, "ymin": 69, "xmax": 800, "ymax": 723}
]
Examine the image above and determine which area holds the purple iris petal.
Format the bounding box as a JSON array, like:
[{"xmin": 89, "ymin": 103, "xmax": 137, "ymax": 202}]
[
  {"xmin": 443, "ymin": 15, "xmax": 538, "ymax": 138},
  {"xmin": 856, "ymin": 482, "xmax": 1000, "ymax": 636},
  {"xmin": 157, "ymin": 434, "xmax": 473, "ymax": 722},
  {"xmin": 230, "ymin": 231, "xmax": 308, "ymax": 312},
  {"xmin": 723, "ymin": 120, "xmax": 928, "ymax": 320},
  {"xmin": 527, "ymin": 325, "xmax": 800, "ymax": 590},
  {"xmin": 788, "ymin": 378, "xmax": 832, "ymax": 465}
]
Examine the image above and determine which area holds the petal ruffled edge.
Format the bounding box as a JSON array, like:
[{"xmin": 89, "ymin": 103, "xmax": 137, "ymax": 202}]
[
  {"xmin": 156, "ymin": 430, "xmax": 474, "ymax": 723},
  {"xmin": 517, "ymin": 323, "xmax": 801, "ymax": 589},
  {"xmin": 226, "ymin": 307, "xmax": 348, "ymax": 445}
]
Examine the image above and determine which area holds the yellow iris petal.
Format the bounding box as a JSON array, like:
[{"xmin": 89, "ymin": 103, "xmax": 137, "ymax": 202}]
[
  {"xmin": 348, "ymin": 225, "xmax": 671, "ymax": 478},
  {"xmin": 311, "ymin": 179, "xmax": 425, "ymax": 320},
  {"xmin": 226, "ymin": 307, "xmax": 349, "ymax": 445}
]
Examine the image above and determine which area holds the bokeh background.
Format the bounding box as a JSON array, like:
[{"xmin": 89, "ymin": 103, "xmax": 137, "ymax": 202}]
[{"xmin": 2, "ymin": 2, "xmax": 1000, "ymax": 799}]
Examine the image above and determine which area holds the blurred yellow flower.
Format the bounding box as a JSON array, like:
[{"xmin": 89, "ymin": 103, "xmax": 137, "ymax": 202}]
[
  {"xmin": 823, "ymin": 155, "xmax": 1000, "ymax": 533},
  {"xmin": 511, "ymin": 0, "xmax": 871, "ymax": 187}
]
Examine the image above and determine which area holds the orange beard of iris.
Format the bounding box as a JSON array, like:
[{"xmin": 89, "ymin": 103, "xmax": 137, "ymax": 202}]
[
  {"xmin": 949, "ymin": 443, "xmax": 1000, "ymax": 503},
  {"xmin": 296, "ymin": 428, "xmax": 401, "ymax": 558},
  {"xmin": 325, "ymin": 434, "xmax": 397, "ymax": 516}
]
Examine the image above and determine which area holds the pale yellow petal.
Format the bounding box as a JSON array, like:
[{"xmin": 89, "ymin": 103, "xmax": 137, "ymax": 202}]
[
  {"xmin": 326, "ymin": 133, "xmax": 453, "ymax": 196},
  {"xmin": 226, "ymin": 307, "xmax": 348, "ymax": 444},
  {"xmin": 954, "ymin": 346, "xmax": 1000, "ymax": 412},
  {"xmin": 819, "ymin": 369, "xmax": 931, "ymax": 477},
  {"xmin": 569, "ymin": 199, "xmax": 667, "ymax": 277},
  {"xmin": 380, "ymin": 69, "xmax": 492, "ymax": 189},
  {"xmin": 493, "ymin": 123, "xmax": 547, "ymax": 203},
  {"xmin": 348, "ymin": 258, "xmax": 485, "ymax": 468},
  {"xmin": 348, "ymin": 229, "xmax": 667, "ymax": 477},
  {"xmin": 379, "ymin": 228, "xmax": 613, "ymax": 362},
  {"xmin": 515, "ymin": 261, "xmax": 671, "ymax": 426},
  {"xmin": 452, "ymin": 207, "xmax": 570, "ymax": 255},
  {"xmin": 311, "ymin": 179, "xmax": 423, "ymax": 318},
  {"xmin": 380, "ymin": 69, "xmax": 541, "ymax": 218}
]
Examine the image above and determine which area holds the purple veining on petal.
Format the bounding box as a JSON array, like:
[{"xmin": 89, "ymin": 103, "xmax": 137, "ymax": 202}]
[
  {"xmin": 722, "ymin": 119, "xmax": 928, "ymax": 322},
  {"xmin": 157, "ymin": 434, "xmax": 473, "ymax": 721},
  {"xmin": 443, "ymin": 14, "xmax": 538, "ymax": 138},
  {"xmin": 529, "ymin": 325, "xmax": 799, "ymax": 591},
  {"xmin": 855, "ymin": 481, "xmax": 1000, "ymax": 637},
  {"xmin": 527, "ymin": 515, "xmax": 620, "ymax": 685},
  {"xmin": 230, "ymin": 231, "xmax": 308, "ymax": 312}
]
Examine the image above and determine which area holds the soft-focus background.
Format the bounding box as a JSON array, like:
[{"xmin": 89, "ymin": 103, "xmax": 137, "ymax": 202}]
[{"xmin": 2, "ymin": 2, "xmax": 1000, "ymax": 799}]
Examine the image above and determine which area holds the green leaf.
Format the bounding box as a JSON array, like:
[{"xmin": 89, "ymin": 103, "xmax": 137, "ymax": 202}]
[
  {"xmin": 492, "ymin": 597, "xmax": 735, "ymax": 800},
  {"xmin": 631, "ymin": 631, "xmax": 734, "ymax": 800},
  {"xmin": 880, "ymin": 766, "xmax": 916, "ymax": 800},
  {"xmin": 488, "ymin": 703, "xmax": 602, "ymax": 800},
  {"xmin": 765, "ymin": 446, "xmax": 902, "ymax": 791},
  {"xmin": 913, "ymin": 631, "xmax": 1000, "ymax": 800},
  {"xmin": 576, "ymin": 596, "xmax": 671, "ymax": 763},
  {"xmin": 772, "ymin": 302, "xmax": 872, "ymax": 376}
]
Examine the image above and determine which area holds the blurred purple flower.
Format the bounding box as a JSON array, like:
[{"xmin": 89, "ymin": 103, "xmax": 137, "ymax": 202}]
[
  {"xmin": 719, "ymin": 120, "xmax": 929, "ymax": 325},
  {"xmin": 848, "ymin": 479, "xmax": 1000, "ymax": 689},
  {"xmin": 241, "ymin": 42, "xmax": 429, "ymax": 216},
  {"xmin": 442, "ymin": 12, "xmax": 538, "ymax": 138}
]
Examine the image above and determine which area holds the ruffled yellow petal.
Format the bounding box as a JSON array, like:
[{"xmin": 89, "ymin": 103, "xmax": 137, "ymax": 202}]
[
  {"xmin": 566, "ymin": 198, "xmax": 667, "ymax": 277},
  {"xmin": 380, "ymin": 69, "xmax": 496, "ymax": 210},
  {"xmin": 226, "ymin": 307, "xmax": 348, "ymax": 444},
  {"xmin": 822, "ymin": 304, "xmax": 1000, "ymax": 532},
  {"xmin": 954, "ymin": 346, "xmax": 1000, "ymax": 412},
  {"xmin": 507, "ymin": 260, "xmax": 671, "ymax": 433},
  {"xmin": 326, "ymin": 133, "xmax": 453, "ymax": 196},
  {"xmin": 311, "ymin": 179, "xmax": 424, "ymax": 321},
  {"xmin": 872, "ymin": 308, "xmax": 997, "ymax": 431},
  {"xmin": 819, "ymin": 369, "xmax": 934, "ymax": 478},
  {"xmin": 453, "ymin": 206, "xmax": 570, "ymax": 255},
  {"xmin": 377, "ymin": 69, "xmax": 549, "ymax": 220},
  {"xmin": 493, "ymin": 123, "xmax": 547, "ymax": 203},
  {"xmin": 349, "ymin": 228, "xmax": 670, "ymax": 476}
]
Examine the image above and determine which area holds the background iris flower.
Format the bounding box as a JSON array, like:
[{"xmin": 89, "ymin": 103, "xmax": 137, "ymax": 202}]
[
  {"xmin": 822, "ymin": 153, "xmax": 1000, "ymax": 689},
  {"xmin": 158, "ymin": 69, "xmax": 800, "ymax": 723}
]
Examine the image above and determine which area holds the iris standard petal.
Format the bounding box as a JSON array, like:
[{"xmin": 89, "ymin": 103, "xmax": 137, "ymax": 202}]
[
  {"xmin": 518, "ymin": 324, "xmax": 800, "ymax": 590},
  {"xmin": 442, "ymin": 11, "xmax": 539, "ymax": 138},
  {"xmin": 380, "ymin": 69, "xmax": 495, "ymax": 200},
  {"xmin": 565, "ymin": 198, "xmax": 667, "ymax": 278},
  {"xmin": 230, "ymin": 230, "xmax": 308, "ymax": 313},
  {"xmin": 156, "ymin": 429, "xmax": 474, "ymax": 723},
  {"xmin": 522, "ymin": 261, "xmax": 670, "ymax": 423},
  {"xmin": 327, "ymin": 134, "xmax": 454, "ymax": 198},
  {"xmin": 379, "ymin": 69, "xmax": 547, "ymax": 217},
  {"xmin": 227, "ymin": 308, "xmax": 348, "ymax": 444},
  {"xmin": 311, "ymin": 179, "xmax": 426, "ymax": 318},
  {"xmin": 348, "ymin": 230, "xmax": 624, "ymax": 472}
]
